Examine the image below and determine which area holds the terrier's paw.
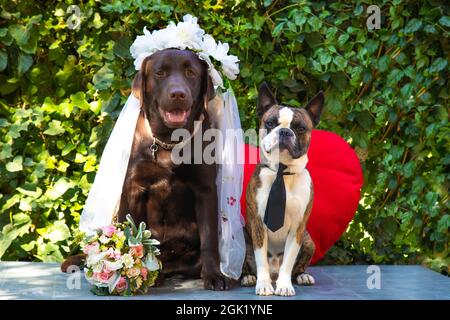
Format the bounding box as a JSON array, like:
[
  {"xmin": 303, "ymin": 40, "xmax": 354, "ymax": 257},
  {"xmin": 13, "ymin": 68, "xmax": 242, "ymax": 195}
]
[
  {"xmin": 275, "ymin": 278, "xmax": 295, "ymax": 296},
  {"xmin": 296, "ymin": 273, "xmax": 315, "ymax": 286},
  {"xmin": 255, "ymin": 278, "xmax": 274, "ymax": 296},
  {"xmin": 241, "ymin": 275, "xmax": 257, "ymax": 287}
]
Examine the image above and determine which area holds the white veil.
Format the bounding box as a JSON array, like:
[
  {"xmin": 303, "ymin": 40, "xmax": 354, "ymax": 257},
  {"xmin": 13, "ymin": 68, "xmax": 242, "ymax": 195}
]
[{"xmin": 79, "ymin": 90, "xmax": 245, "ymax": 280}]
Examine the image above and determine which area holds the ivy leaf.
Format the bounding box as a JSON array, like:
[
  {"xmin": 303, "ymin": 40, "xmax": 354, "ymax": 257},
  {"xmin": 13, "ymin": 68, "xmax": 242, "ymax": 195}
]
[
  {"xmin": 0, "ymin": 51, "xmax": 7, "ymax": 72},
  {"xmin": 37, "ymin": 220, "xmax": 71, "ymax": 243},
  {"xmin": 45, "ymin": 178, "xmax": 73, "ymax": 200},
  {"xmin": 272, "ymin": 23, "xmax": 284, "ymax": 37},
  {"xmin": 438, "ymin": 16, "xmax": 450, "ymax": 27},
  {"xmin": 428, "ymin": 58, "xmax": 447, "ymax": 73},
  {"xmin": 0, "ymin": 214, "xmax": 32, "ymax": 258},
  {"xmin": 8, "ymin": 24, "xmax": 29, "ymax": 45},
  {"xmin": 18, "ymin": 54, "xmax": 33, "ymax": 75},
  {"xmin": 93, "ymin": 65, "xmax": 114, "ymax": 91},
  {"xmin": 404, "ymin": 18, "xmax": 422, "ymax": 33},
  {"xmin": 6, "ymin": 156, "xmax": 23, "ymax": 172},
  {"xmin": 44, "ymin": 120, "xmax": 65, "ymax": 136}
]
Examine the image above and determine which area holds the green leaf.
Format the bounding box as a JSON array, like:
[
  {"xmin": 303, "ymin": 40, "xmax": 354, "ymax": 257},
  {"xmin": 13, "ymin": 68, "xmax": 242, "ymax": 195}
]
[
  {"xmin": 18, "ymin": 54, "xmax": 33, "ymax": 75},
  {"xmin": 404, "ymin": 18, "xmax": 422, "ymax": 33},
  {"xmin": 6, "ymin": 156, "xmax": 23, "ymax": 172},
  {"xmin": 8, "ymin": 24, "xmax": 29, "ymax": 45},
  {"xmin": 272, "ymin": 23, "xmax": 284, "ymax": 37},
  {"xmin": 0, "ymin": 214, "xmax": 31, "ymax": 258},
  {"xmin": 45, "ymin": 178, "xmax": 73, "ymax": 200},
  {"xmin": 0, "ymin": 51, "xmax": 7, "ymax": 72},
  {"xmin": 429, "ymin": 58, "xmax": 447, "ymax": 73},
  {"xmin": 44, "ymin": 120, "xmax": 65, "ymax": 136},
  {"xmin": 37, "ymin": 220, "xmax": 71, "ymax": 243},
  {"xmin": 438, "ymin": 16, "xmax": 450, "ymax": 27},
  {"xmin": 93, "ymin": 65, "xmax": 114, "ymax": 91}
]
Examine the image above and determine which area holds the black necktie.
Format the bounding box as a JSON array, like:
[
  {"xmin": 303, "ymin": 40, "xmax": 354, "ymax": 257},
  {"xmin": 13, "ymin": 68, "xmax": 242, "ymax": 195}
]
[{"xmin": 264, "ymin": 163, "xmax": 290, "ymax": 232}]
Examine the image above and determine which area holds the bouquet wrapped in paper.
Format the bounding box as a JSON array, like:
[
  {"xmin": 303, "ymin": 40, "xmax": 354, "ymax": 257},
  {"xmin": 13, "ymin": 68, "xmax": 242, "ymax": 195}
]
[{"xmin": 82, "ymin": 214, "xmax": 161, "ymax": 296}]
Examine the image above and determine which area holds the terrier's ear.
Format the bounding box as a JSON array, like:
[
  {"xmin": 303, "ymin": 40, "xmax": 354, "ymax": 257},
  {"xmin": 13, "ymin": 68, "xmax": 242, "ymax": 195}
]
[
  {"xmin": 305, "ymin": 91, "xmax": 324, "ymax": 127},
  {"xmin": 257, "ymin": 82, "xmax": 278, "ymax": 118}
]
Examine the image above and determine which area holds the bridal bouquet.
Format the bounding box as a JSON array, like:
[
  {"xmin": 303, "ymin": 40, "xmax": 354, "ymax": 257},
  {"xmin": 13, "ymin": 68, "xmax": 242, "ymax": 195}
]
[{"xmin": 82, "ymin": 214, "xmax": 161, "ymax": 296}]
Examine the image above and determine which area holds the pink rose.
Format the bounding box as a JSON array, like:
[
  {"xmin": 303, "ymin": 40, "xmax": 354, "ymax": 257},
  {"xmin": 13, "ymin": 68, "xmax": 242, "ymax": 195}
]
[
  {"xmin": 130, "ymin": 244, "xmax": 144, "ymax": 258},
  {"xmin": 92, "ymin": 272, "xmax": 102, "ymax": 282},
  {"xmin": 140, "ymin": 268, "xmax": 148, "ymax": 281},
  {"xmin": 83, "ymin": 242, "xmax": 100, "ymax": 255},
  {"xmin": 98, "ymin": 270, "xmax": 112, "ymax": 283},
  {"xmin": 101, "ymin": 225, "xmax": 117, "ymax": 237},
  {"xmin": 115, "ymin": 277, "xmax": 127, "ymax": 293}
]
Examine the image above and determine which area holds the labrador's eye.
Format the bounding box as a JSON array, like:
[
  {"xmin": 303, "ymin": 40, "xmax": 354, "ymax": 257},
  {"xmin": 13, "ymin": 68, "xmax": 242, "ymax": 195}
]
[
  {"xmin": 186, "ymin": 69, "xmax": 196, "ymax": 77},
  {"xmin": 155, "ymin": 70, "xmax": 166, "ymax": 77}
]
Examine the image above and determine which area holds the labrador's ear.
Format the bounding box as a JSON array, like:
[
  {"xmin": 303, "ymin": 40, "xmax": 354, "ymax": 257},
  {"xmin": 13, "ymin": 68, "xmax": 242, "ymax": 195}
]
[
  {"xmin": 205, "ymin": 75, "xmax": 215, "ymax": 101},
  {"xmin": 132, "ymin": 57, "xmax": 152, "ymax": 105},
  {"xmin": 201, "ymin": 61, "xmax": 215, "ymax": 101},
  {"xmin": 132, "ymin": 71, "xmax": 142, "ymax": 100}
]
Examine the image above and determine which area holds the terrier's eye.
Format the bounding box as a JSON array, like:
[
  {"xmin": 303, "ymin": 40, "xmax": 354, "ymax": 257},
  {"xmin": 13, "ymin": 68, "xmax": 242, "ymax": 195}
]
[
  {"xmin": 293, "ymin": 123, "xmax": 306, "ymax": 133},
  {"xmin": 265, "ymin": 120, "xmax": 276, "ymax": 130}
]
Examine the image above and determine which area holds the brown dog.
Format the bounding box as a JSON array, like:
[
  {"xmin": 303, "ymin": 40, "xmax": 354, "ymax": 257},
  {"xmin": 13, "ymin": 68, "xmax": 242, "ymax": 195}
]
[{"xmin": 62, "ymin": 49, "xmax": 231, "ymax": 291}]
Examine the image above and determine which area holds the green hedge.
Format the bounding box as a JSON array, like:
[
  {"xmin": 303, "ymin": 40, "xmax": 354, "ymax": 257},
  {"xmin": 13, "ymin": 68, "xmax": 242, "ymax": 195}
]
[{"xmin": 0, "ymin": 0, "xmax": 448, "ymax": 274}]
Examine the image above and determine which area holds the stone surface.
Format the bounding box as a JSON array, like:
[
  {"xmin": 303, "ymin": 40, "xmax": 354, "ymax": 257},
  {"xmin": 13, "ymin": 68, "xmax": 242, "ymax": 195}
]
[{"xmin": 0, "ymin": 262, "xmax": 449, "ymax": 300}]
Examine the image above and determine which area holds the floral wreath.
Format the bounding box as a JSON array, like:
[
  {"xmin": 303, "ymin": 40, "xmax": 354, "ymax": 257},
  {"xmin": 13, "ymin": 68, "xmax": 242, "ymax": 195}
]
[{"xmin": 130, "ymin": 14, "xmax": 239, "ymax": 88}]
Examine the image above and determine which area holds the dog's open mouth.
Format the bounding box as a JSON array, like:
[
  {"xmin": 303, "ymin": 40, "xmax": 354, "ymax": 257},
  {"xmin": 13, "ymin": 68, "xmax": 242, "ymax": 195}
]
[{"xmin": 159, "ymin": 107, "xmax": 191, "ymax": 127}]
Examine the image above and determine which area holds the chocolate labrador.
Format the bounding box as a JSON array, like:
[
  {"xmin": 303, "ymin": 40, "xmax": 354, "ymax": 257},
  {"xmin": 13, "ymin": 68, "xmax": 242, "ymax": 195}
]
[{"xmin": 62, "ymin": 49, "xmax": 231, "ymax": 291}]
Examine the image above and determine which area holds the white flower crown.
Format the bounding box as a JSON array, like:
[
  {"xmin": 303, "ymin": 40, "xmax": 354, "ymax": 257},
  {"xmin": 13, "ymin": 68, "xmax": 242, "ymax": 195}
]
[{"xmin": 130, "ymin": 14, "xmax": 239, "ymax": 88}]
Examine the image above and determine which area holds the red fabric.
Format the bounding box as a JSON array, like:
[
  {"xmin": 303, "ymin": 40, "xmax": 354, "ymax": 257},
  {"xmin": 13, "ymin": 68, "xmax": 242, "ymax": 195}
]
[{"xmin": 240, "ymin": 130, "xmax": 363, "ymax": 264}]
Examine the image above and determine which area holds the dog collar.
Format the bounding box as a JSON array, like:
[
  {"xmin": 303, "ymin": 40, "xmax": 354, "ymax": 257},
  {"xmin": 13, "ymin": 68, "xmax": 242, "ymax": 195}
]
[
  {"xmin": 261, "ymin": 163, "xmax": 295, "ymax": 176},
  {"xmin": 144, "ymin": 111, "xmax": 205, "ymax": 160}
]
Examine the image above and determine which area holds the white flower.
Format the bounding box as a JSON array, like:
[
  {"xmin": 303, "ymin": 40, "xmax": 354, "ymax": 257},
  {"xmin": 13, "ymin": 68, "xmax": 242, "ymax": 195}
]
[
  {"xmin": 86, "ymin": 251, "xmax": 107, "ymax": 267},
  {"xmin": 99, "ymin": 234, "xmax": 110, "ymax": 244},
  {"xmin": 145, "ymin": 254, "xmax": 160, "ymax": 271},
  {"xmin": 221, "ymin": 54, "xmax": 239, "ymax": 80},
  {"xmin": 103, "ymin": 259, "xmax": 123, "ymax": 271},
  {"xmin": 121, "ymin": 253, "xmax": 135, "ymax": 269},
  {"xmin": 129, "ymin": 14, "xmax": 239, "ymax": 84}
]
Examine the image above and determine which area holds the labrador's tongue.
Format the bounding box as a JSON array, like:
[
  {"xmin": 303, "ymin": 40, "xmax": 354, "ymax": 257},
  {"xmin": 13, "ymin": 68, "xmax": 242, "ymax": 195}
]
[{"xmin": 165, "ymin": 109, "xmax": 188, "ymax": 123}]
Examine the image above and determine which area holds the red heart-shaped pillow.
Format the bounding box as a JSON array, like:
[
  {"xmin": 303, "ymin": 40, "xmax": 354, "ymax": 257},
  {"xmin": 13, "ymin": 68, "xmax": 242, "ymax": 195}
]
[{"xmin": 240, "ymin": 130, "xmax": 363, "ymax": 264}]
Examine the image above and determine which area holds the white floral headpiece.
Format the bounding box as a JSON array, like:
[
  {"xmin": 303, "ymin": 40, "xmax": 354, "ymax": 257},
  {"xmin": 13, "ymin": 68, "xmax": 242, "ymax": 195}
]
[{"xmin": 130, "ymin": 14, "xmax": 239, "ymax": 88}]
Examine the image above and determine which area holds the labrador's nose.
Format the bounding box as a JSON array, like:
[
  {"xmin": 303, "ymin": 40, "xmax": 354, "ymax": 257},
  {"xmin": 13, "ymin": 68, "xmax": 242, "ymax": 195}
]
[{"xmin": 169, "ymin": 89, "xmax": 187, "ymax": 100}]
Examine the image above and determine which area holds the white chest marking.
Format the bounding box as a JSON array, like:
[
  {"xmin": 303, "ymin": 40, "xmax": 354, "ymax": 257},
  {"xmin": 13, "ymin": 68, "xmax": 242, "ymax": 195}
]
[{"xmin": 255, "ymin": 160, "xmax": 312, "ymax": 254}]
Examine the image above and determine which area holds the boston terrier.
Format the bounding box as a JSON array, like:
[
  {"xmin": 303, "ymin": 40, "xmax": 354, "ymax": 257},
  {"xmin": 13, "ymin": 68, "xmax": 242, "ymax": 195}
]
[{"xmin": 241, "ymin": 83, "xmax": 324, "ymax": 296}]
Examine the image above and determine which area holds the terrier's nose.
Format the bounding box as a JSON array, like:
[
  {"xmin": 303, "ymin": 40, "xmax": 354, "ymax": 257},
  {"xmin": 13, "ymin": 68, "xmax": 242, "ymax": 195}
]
[
  {"xmin": 169, "ymin": 89, "xmax": 187, "ymax": 100},
  {"xmin": 279, "ymin": 128, "xmax": 294, "ymax": 137}
]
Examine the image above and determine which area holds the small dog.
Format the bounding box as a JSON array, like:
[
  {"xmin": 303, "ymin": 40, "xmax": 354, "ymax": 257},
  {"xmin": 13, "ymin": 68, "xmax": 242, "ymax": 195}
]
[{"xmin": 241, "ymin": 83, "xmax": 324, "ymax": 296}]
